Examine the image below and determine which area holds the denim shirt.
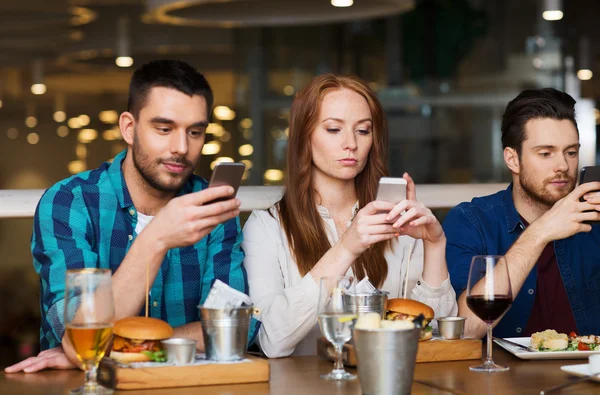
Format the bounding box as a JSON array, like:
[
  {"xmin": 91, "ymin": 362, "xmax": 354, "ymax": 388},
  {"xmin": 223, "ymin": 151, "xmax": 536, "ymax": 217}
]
[{"xmin": 443, "ymin": 184, "xmax": 600, "ymax": 338}]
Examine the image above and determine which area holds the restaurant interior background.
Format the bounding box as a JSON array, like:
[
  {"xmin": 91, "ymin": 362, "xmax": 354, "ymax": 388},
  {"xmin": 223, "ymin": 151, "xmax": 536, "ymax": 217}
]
[{"xmin": 1, "ymin": 0, "xmax": 599, "ymax": 367}]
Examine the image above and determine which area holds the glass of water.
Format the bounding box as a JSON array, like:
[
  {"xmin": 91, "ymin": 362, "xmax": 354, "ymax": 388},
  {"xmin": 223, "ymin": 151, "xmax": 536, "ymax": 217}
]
[{"xmin": 317, "ymin": 276, "xmax": 356, "ymax": 381}]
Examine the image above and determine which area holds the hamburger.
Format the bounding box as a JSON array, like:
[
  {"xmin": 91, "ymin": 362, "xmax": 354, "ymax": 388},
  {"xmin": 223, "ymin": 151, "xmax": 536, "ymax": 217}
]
[
  {"xmin": 110, "ymin": 317, "xmax": 173, "ymax": 363},
  {"xmin": 385, "ymin": 298, "xmax": 434, "ymax": 341}
]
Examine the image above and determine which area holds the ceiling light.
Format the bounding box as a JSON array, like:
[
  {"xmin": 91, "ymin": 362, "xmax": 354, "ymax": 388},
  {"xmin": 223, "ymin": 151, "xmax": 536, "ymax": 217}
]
[
  {"xmin": 542, "ymin": 0, "xmax": 562, "ymax": 21},
  {"xmin": 240, "ymin": 118, "xmax": 253, "ymax": 129},
  {"xmin": 6, "ymin": 128, "xmax": 18, "ymax": 139},
  {"xmin": 283, "ymin": 85, "xmax": 295, "ymax": 96},
  {"xmin": 57, "ymin": 126, "xmax": 69, "ymax": 137},
  {"xmin": 76, "ymin": 144, "xmax": 87, "ymax": 159},
  {"xmin": 78, "ymin": 114, "xmax": 91, "ymax": 126},
  {"xmin": 577, "ymin": 69, "xmax": 593, "ymax": 80},
  {"xmin": 27, "ymin": 132, "xmax": 40, "ymax": 145},
  {"xmin": 241, "ymin": 159, "xmax": 253, "ymax": 169},
  {"xmin": 78, "ymin": 128, "xmax": 98, "ymax": 143},
  {"xmin": 54, "ymin": 93, "xmax": 66, "ymax": 122},
  {"xmin": 238, "ymin": 144, "xmax": 254, "ymax": 156},
  {"xmin": 264, "ymin": 169, "xmax": 284, "ymax": 182},
  {"xmin": 206, "ymin": 123, "xmax": 225, "ymax": 137},
  {"xmin": 115, "ymin": 17, "xmax": 133, "ymax": 68},
  {"xmin": 202, "ymin": 141, "xmax": 221, "ymax": 155},
  {"xmin": 54, "ymin": 111, "xmax": 67, "ymax": 123},
  {"xmin": 68, "ymin": 117, "xmax": 82, "ymax": 129},
  {"xmin": 68, "ymin": 160, "xmax": 86, "ymax": 174},
  {"xmin": 31, "ymin": 59, "xmax": 46, "ymax": 95},
  {"xmin": 219, "ymin": 131, "xmax": 231, "ymax": 142},
  {"xmin": 213, "ymin": 106, "xmax": 236, "ymax": 121},
  {"xmin": 116, "ymin": 57, "xmax": 134, "ymax": 68},
  {"xmin": 99, "ymin": 110, "xmax": 119, "ymax": 124},
  {"xmin": 102, "ymin": 128, "xmax": 121, "ymax": 141},
  {"xmin": 331, "ymin": 0, "xmax": 353, "ymax": 7},
  {"xmin": 31, "ymin": 84, "xmax": 47, "ymax": 95},
  {"xmin": 578, "ymin": 36, "xmax": 593, "ymax": 81},
  {"xmin": 25, "ymin": 116, "xmax": 37, "ymax": 128}
]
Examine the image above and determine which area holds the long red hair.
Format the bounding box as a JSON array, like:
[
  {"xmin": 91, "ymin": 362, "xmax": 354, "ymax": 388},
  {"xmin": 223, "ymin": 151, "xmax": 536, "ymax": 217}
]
[{"xmin": 277, "ymin": 74, "xmax": 390, "ymax": 287}]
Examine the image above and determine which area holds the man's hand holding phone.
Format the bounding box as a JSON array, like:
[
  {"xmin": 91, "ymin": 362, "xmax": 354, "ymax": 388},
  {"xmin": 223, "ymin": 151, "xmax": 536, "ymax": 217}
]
[
  {"xmin": 146, "ymin": 186, "xmax": 241, "ymax": 253},
  {"xmin": 532, "ymin": 181, "xmax": 600, "ymax": 244}
]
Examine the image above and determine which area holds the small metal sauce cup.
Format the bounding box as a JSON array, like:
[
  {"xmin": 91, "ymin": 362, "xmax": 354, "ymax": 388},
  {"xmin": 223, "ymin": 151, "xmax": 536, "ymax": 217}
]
[
  {"xmin": 437, "ymin": 316, "xmax": 466, "ymax": 340},
  {"xmin": 161, "ymin": 338, "xmax": 197, "ymax": 365}
]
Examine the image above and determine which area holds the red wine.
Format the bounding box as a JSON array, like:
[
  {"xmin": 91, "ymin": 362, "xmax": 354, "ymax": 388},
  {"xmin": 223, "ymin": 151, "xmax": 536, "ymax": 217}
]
[{"xmin": 466, "ymin": 295, "xmax": 512, "ymax": 324}]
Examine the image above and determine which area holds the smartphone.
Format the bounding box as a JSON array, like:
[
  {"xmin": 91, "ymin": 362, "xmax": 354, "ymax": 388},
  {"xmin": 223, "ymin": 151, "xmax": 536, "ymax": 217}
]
[
  {"xmin": 376, "ymin": 177, "xmax": 407, "ymax": 204},
  {"xmin": 579, "ymin": 166, "xmax": 600, "ymax": 223},
  {"xmin": 205, "ymin": 162, "xmax": 246, "ymax": 204}
]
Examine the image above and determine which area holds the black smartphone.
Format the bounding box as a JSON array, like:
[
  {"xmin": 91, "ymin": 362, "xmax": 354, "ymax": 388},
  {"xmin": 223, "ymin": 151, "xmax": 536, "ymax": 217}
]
[
  {"xmin": 579, "ymin": 166, "xmax": 600, "ymax": 201},
  {"xmin": 579, "ymin": 166, "xmax": 600, "ymax": 224},
  {"xmin": 205, "ymin": 162, "xmax": 246, "ymax": 204}
]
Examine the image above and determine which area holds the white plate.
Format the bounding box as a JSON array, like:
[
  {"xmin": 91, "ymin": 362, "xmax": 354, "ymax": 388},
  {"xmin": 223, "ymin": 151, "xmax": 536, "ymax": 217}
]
[
  {"xmin": 495, "ymin": 337, "xmax": 600, "ymax": 360},
  {"xmin": 561, "ymin": 364, "xmax": 600, "ymax": 382}
]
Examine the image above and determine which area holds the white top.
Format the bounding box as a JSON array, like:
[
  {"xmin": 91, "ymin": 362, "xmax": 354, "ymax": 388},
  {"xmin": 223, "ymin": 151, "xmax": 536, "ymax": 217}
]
[
  {"xmin": 135, "ymin": 212, "xmax": 154, "ymax": 235},
  {"xmin": 242, "ymin": 203, "xmax": 458, "ymax": 358}
]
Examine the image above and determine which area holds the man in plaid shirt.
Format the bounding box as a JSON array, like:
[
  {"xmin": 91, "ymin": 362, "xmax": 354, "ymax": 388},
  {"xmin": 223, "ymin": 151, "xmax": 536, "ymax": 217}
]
[{"xmin": 6, "ymin": 60, "xmax": 257, "ymax": 372}]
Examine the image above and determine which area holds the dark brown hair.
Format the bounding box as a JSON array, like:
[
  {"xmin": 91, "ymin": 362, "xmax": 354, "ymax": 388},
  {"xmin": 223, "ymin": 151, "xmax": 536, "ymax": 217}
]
[
  {"xmin": 278, "ymin": 74, "xmax": 391, "ymax": 287},
  {"xmin": 127, "ymin": 60, "xmax": 213, "ymax": 120},
  {"xmin": 501, "ymin": 88, "xmax": 578, "ymax": 155}
]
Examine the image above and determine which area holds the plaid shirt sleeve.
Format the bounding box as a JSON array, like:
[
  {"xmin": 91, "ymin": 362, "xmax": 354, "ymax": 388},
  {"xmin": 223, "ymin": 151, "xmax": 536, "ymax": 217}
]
[
  {"xmin": 202, "ymin": 215, "xmax": 261, "ymax": 347},
  {"xmin": 31, "ymin": 185, "xmax": 98, "ymax": 350}
]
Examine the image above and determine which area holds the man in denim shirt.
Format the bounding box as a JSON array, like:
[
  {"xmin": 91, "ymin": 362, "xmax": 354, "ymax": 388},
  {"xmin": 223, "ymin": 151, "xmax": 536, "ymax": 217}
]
[{"xmin": 443, "ymin": 88, "xmax": 600, "ymax": 339}]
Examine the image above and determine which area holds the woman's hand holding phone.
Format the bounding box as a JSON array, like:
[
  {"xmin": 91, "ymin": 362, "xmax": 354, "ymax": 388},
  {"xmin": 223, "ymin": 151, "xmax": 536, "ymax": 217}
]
[
  {"xmin": 339, "ymin": 200, "xmax": 400, "ymax": 257},
  {"xmin": 383, "ymin": 173, "xmax": 445, "ymax": 244}
]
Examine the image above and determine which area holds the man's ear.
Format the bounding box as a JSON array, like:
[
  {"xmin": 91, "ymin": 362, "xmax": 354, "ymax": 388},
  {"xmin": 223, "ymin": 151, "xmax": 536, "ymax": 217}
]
[
  {"xmin": 504, "ymin": 147, "xmax": 520, "ymax": 174},
  {"xmin": 119, "ymin": 112, "xmax": 135, "ymax": 145}
]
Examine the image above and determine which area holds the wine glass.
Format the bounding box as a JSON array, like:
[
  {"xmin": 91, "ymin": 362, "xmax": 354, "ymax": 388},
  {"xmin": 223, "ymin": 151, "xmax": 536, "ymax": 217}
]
[
  {"xmin": 317, "ymin": 275, "xmax": 356, "ymax": 381},
  {"xmin": 65, "ymin": 269, "xmax": 115, "ymax": 394},
  {"xmin": 466, "ymin": 255, "xmax": 513, "ymax": 372}
]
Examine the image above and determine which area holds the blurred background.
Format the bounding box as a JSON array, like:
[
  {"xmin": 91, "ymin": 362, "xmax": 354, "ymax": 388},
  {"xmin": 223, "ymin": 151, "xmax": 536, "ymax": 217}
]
[{"xmin": 1, "ymin": 0, "xmax": 599, "ymax": 367}]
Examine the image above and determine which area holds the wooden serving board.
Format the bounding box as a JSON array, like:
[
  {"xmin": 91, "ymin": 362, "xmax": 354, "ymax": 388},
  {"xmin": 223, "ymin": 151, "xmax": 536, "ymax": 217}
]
[
  {"xmin": 317, "ymin": 337, "xmax": 482, "ymax": 366},
  {"xmin": 97, "ymin": 355, "xmax": 269, "ymax": 390}
]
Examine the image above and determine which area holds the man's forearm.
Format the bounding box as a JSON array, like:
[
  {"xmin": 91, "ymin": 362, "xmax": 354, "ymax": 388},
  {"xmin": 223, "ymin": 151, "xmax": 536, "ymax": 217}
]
[
  {"xmin": 172, "ymin": 322, "xmax": 205, "ymax": 351},
  {"xmin": 111, "ymin": 229, "xmax": 168, "ymax": 319},
  {"xmin": 462, "ymin": 224, "xmax": 547, "ymax": 338}
]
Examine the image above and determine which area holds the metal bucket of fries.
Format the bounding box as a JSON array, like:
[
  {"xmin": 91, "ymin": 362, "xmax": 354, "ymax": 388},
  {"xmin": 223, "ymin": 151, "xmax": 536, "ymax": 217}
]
[
  {"xmin": 344, "ymin": 291, "xmax": 389, "ymax": 318},
  {"xmin": 353, "ymin": 326, "xmax": 420, "ymax": 395},
  {"xmin": 199, "ymin": 305, "xmax": 253, "ymax": 361}
]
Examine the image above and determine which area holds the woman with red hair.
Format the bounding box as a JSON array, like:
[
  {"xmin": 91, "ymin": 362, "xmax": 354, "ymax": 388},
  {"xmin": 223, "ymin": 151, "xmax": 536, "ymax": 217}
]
[{"xmin": 243, "ymin": 74, "xmax": 457, "ymax": 358}]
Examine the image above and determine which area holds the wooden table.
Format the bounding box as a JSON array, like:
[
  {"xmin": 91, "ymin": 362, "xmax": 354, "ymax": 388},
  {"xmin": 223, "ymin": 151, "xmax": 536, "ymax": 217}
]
[{"xmin": 1, "ymin": 347, "xmax": 598, "ymax": 394}]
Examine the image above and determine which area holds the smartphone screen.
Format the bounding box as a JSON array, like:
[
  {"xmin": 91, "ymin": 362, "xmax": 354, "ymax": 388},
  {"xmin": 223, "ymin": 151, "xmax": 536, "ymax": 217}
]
[{"xmin": 205, "ymin": 162, "xmax": 246, "ymax": 204}]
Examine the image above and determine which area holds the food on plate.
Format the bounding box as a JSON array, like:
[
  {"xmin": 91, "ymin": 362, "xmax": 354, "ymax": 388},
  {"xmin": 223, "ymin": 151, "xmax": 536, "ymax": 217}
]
[
  {"xmin": 385, "ymin": 298, "xmax": 434, "ymax": 341},
  {"xmin": 529, "ymin": 330, "xmax": 600, "ymax": 352},
  {"xmin": 110, "ymin": 317, "xmax": 174, "ymax": 363},
  {"xmin": 568, "ymin": 332, "xmax": 599, "ymax": 351},
  {"xmin": 531, "ymin": 329, "xmax": 568, "ymax": 351}
]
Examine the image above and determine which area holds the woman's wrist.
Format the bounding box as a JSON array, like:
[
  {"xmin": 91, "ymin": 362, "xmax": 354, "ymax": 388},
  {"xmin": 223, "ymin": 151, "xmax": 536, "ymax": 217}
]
[{"xmin": 423, "ymin": 233, "xmax": 446, "ymax": 248}]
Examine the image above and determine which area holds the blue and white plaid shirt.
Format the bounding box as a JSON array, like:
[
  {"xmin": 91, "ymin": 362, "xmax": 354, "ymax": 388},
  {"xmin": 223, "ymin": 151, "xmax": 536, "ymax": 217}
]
[{"xmin": 32, "ymin": 150, "xmax": 258, "ymax": 350}]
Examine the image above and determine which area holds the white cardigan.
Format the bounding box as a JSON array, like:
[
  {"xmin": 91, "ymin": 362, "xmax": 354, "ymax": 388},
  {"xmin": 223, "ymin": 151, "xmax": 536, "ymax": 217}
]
[{"xmin": 242, "ymin": 204, "xmax": 458, "ymax": 358}]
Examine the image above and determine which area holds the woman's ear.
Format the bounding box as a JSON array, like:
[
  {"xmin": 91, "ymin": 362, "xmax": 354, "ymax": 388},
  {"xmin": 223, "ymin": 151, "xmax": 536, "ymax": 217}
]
[
  {"xmin": 504, "ymin": 147, "xmax": 520, "ymax": 175},
  {"xmin": 119, "ymin": 112, "xmax": 135, "ymax": 145}
]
